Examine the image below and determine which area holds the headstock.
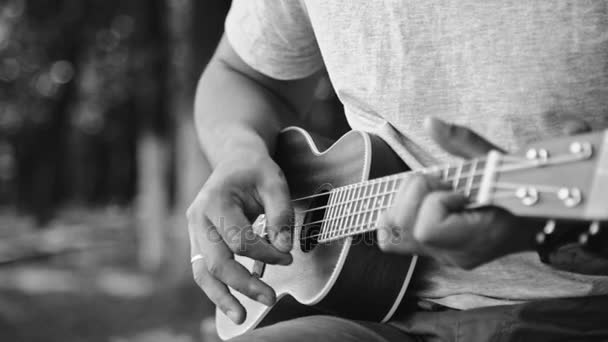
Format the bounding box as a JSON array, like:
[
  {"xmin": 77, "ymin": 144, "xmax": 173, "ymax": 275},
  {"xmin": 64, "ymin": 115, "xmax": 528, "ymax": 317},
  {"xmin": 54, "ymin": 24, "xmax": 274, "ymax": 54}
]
[
  {"xmin": 477, "ymin": 130, "xmax": 608, "ymax": 221},
  {"xmin": 476, "ymin": 130, "xmax": 608, "ymax": 256}
]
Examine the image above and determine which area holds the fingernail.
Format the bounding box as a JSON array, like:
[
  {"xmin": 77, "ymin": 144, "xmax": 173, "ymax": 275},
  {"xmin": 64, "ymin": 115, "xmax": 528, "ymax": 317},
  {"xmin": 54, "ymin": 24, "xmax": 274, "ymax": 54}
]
[
  {"xmin": 226, "ymin": 310, "xmax": 239, "ymax": 322},
  {"xmin": 257, "ymin": 294, "xmax": 274, "ymax": 306},
  {"xmin": 377, "ymin": 227, "xmax": 389, "ymax": 244},
  {"xmin": 275, "ymin": 230, "xmax": 293, "ymax": 252}
]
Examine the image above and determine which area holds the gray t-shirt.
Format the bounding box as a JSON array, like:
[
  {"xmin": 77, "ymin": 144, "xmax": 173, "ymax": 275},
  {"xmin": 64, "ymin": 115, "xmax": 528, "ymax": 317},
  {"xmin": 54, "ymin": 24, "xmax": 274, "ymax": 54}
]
[{"xmin": 225, "ymin": 0, "xmax": 608, "ymax": 310}]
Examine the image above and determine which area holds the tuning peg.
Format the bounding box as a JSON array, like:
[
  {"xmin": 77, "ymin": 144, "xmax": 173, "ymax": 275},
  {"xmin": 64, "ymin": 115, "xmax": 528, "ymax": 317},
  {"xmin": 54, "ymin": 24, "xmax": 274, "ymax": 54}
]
[
  {"xmin": 536, "ymin": 220, "xmax": 557, "ymax": 263},
  {"xmin": 535, "ymin": 220, "xmax": 556, "ymax": 244},
  {"xmin": 579, "ymin": 221, "xmax": 607, "ymax": 256}
]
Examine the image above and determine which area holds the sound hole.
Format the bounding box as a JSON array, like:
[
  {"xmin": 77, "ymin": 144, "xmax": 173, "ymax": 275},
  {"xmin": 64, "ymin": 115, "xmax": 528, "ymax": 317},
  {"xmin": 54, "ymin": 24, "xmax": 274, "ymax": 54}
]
[{"xmin": 300, "ymin": 190, "xmax": 330, "ymax": 252}]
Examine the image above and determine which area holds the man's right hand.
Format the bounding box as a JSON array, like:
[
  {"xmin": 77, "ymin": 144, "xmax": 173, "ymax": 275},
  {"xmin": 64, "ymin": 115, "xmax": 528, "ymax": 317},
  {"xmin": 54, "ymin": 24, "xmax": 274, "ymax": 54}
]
[{"xmin": 186, "ymin": 147, "xmax": 293, "ymax": 324}]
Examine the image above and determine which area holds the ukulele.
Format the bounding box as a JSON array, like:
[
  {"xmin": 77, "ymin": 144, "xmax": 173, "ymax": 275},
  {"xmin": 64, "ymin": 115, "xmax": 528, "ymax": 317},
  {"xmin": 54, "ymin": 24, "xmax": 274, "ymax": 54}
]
[{"xmin": 216, "ymin": 126, "xmax": 608, "ymax": 340}]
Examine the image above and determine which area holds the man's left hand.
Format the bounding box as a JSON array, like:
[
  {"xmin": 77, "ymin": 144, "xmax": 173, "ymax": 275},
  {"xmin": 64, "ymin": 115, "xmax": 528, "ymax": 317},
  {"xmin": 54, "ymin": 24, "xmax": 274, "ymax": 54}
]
[{"xmin": 376, "ymin": 118, "xmax": 540, "ymax": 269}]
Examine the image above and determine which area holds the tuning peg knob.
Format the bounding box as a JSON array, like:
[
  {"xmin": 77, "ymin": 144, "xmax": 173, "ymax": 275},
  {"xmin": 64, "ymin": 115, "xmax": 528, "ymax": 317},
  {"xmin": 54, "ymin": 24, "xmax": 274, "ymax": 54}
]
[
  {"xmin": 579, "ymin": 221, "xmax": 606, "ymax": 256},
  {"xmin": 536, "ymin": 220, "xmax": 557, "ymax": 263}
]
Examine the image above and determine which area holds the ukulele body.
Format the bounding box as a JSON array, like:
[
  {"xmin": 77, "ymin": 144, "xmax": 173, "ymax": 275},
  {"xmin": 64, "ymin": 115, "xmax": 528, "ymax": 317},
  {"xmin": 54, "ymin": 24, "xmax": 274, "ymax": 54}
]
[{"xmin": 217, "ymin": 127, "xmax": 417, "ymax": 340}]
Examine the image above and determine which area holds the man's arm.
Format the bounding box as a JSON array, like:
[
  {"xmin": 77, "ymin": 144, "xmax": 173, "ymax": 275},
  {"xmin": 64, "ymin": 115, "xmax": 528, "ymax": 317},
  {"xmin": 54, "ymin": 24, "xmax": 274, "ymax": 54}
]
[
  {"xmin": 187, "ymin": 35, "xmax": 321, "ymax": 323},
  {"xmin": 195, "ymin": 35, "xmax": 319, "ymax": 166}
]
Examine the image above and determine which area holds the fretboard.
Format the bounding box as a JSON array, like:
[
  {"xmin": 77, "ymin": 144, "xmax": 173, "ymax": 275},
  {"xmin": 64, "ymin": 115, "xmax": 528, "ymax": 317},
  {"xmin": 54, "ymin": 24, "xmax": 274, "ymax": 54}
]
[{"xmin": 317, "ymin": 158, "xmax": 487, "ymax": 243}]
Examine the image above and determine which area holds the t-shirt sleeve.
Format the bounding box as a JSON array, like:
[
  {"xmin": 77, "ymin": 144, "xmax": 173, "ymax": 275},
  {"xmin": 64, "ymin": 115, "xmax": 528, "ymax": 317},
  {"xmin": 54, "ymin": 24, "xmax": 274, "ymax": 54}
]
[{"xmin": 224, "ymin": 0, "xmax": 323, "ymax": 80}]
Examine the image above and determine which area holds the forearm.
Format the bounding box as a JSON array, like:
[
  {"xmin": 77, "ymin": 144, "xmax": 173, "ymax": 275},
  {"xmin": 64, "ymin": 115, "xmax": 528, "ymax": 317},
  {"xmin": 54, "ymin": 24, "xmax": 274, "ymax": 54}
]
[{"xmin": 195, "ymin": 58, "xmax": 301, "ymax": 168}]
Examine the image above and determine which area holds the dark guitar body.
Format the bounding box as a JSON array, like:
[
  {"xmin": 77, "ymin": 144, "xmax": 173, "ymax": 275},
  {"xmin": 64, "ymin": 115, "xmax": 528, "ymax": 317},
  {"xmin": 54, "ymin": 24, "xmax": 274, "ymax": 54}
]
[{"xmin": 216, "ymin": 127, "xmax": 418, "ymax": 340}]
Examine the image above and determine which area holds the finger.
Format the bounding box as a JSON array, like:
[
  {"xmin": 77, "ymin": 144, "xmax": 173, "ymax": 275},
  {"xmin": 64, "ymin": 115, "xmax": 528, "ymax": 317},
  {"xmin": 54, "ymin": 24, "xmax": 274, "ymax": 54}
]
[
  {"xmin": 208, "ymin": 199, "xmax": 292, "ymax": 265},
  {"xmin": 377, "ymin": 175, "xmax": 449, "ymax": 253},
  {"xmin": 413, "ymin": 193, "xmax": 537, "ymax": 268},
  {"xmin": 259, "ymin": 170, "xmax": 294, "ymax": 253},
  {"xmin": 192, "ymin": 259, "xmax": 245, "ymax": 323},
  {"xmin": 376, "ymin": 174, "xmax": 415, "ymax": 251},
  {"xmin": 412, "ymin": 191, "xmax": 470, "ymax": 248},
  {"xmin": 192, "ymin": 220, "xmax": 277, "ymax": 311},
  {"xmin": 437, "ymin": 207, "xmax": 538, "ymax": 254},
  {"xmin": 424, "ymin": 117, "xmax": 504, "ymax": 158}
]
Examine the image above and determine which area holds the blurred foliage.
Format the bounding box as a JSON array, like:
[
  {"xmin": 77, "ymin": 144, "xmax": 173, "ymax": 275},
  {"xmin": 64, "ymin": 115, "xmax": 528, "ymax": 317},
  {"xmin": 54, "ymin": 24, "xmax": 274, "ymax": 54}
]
[
  {"xmin": 0, "ymin": 1, "xmax": 231, "ymax": 341},
  {"xmin": 0, "ymin": 0, "xmax": 232, "ymax": 225}
]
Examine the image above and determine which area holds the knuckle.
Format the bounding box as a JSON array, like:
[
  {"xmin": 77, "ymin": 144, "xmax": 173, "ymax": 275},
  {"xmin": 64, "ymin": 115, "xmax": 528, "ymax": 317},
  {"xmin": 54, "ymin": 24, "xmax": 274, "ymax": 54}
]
[
  {"xmin": 187, "ymin": 192, "xmax": 217, "ymax": 222},
  {"xmin": 410, "ymin": 174, "xmax": 435, "ymax": 193},
  {"xmin": 377, "ymin": 239, "xmax": 394, "ymax": 252},
  {"xmin": 408, "ymin": 173, "xmax": 426, "ymax": 186},
  {"xmin": 192, "ymin": 268, "xmax": 207, "ymax": 287},
  {"xmin": 424, "ymin": 192, "xmax": 444, "ymax": 207},
  {"xmin": 215, "ymin": 297, "xmax": 237, "ymax": 316},
  {"xmin": 264, "ymin": 177, "xmax": 288, "ymax": 196},
  {"xmin": 412, "ymin": 224, "xmax": 433, "ymax": 245},
  {"xmin": 207, "ymin": 262, "xmax": 224, "ymax": 278},
  {"xmin": 186, "ymin": 202, "xmax": 203, "ymax": 223},
  {"xmin": 376, "ymin": 224, "xmax": 398, "ymax": 252},
  {"xmin": 227, "ymin": 234, "xmax": 248, "ymax": 255}
]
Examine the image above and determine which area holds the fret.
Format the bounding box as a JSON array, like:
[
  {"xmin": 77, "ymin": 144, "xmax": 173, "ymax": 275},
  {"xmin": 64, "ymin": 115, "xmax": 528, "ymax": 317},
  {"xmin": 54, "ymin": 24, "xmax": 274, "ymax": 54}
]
[
  {"xmin": 471, "ymin": 158, "xmax": 486, "ymax": 201},
  {"xmin": 351, "ymin": 182, "xmax": 369, "ymax": 235},
  {"xmin": 345, "ymin": 183, "xmax": 364, "ymax": 235},
  {"xmin": 356, "ymin": 181, "xmax": 380, "ymax": 235},
  {"xmin": 362, "ymin": 181, "xmax": 380, "ymax": 233},
  {"xmin": 452, "ymin": 162, "xmax": 463, "ymax": 190},
  {"xmin": 335, "ymin": 185, "xmax": 354, "ymax": 238},
  {"xmin": 429, "ymin": 165, "xmax": 442, "ymax": 178},
  {"xmin": 384, "ymin": 178, "xmax": 394, "ymax": 207},
  {"xmin": 333, "ymin": 190, "xmax": 346, "ymax": 239},
  {"xmin": 320, "ymin": 189, "xmax": 334, "ymax": 241},
  {"xmin": 318, "ymin": 192, "xmax": 331, "ymax": 241},
  {"xmin": 465, "ymin": 159, "xmax": 478, "ymax": 197},
  {"xmin": 362, "ymin": 180, "xmax": 385, "ymax": 236},
  {"xmin": 386, "ymin": 177, "xmax": 400, "ymax": 207},
  {"xmin": 370, "ymin": 179, "xmax": 393, "ymax": 229},
  {"xmin": 376, "ymin": 178, "xmax": 395, "ymax": 224},
  {"xmin": 375, "ymin": 179, "xmax": 387, "ymax": 210},
  {"xmin": 326, "ymin": 187, "xmax": 346, "ymax": 240},
  {"xmin": 442, "ymin": 164, "xmax": 451, "ymax": 182},
  {"xmin": 355, "ymin": 184, "xmax": 373, "ymax": 234}
]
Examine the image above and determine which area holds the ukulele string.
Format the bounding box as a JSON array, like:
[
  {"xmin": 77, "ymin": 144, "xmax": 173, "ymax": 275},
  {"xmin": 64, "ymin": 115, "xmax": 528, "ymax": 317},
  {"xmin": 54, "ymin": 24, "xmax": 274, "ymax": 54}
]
[
  {"xmin": 299, "ymin": 176, "xmax": 581, "ymax": 243},
  {"xmin": 297, "ymin": 184, "xmax": 484, "ymax": 243},
  {"xmin": 296, "ymin": 149, "xmax": 588, "ymax": 234},
  {"xmin": 298, "ymin": 168, "xmax": 486, "ymax": 227},
  {"xmin": 292, "ymin": 148, "xmax": 592, "ymax": 243},
  {"xmin": 297, "ymin": 165, "xmax": 487, "ymax": 216},
  {"xmin": 291, "ymin": 145, "xmax": 587, "ymax": 212},
  {"xmin": 289, "ymin": 157, "xmax": 488, "ymax": 205}
]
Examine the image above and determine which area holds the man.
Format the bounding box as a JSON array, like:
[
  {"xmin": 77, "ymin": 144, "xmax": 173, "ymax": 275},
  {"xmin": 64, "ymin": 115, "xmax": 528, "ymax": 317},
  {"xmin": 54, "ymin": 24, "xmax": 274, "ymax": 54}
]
[{"xmin": 187, "ymin": 1, "xmax": 608, "ymax": 341}]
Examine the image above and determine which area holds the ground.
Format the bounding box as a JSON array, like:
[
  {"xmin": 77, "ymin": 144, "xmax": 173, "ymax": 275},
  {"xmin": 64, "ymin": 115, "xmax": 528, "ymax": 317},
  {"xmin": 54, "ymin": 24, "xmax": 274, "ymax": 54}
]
[{"xmin": 0, "ymin": 208, "xmax": 218, "ymax": 342}]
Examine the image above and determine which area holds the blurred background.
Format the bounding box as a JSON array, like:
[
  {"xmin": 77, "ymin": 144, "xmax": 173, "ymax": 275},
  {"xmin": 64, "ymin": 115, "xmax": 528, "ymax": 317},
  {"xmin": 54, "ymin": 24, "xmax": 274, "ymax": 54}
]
[
  {"xmin": 0, "ymin": 0, "xmax": 229, "ymax": 341},
  {"xmin": 0, "ymin": 0, "xmax": 346, "ymax": 341}
]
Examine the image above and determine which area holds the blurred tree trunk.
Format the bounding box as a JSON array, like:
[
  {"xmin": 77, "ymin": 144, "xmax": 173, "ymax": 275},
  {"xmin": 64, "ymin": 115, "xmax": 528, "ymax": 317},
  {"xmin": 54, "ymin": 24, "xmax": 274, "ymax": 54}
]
[
  {"xmin": 132, "ymin": 0, "xmax": 171, "ymax": 272},
  {"xmin": 164, "ymin": 0, "xmax": 231, "ymax": 284},
  {"xmin": 164, "ymin": 0, "xmax": 196, "ymax": 283}
]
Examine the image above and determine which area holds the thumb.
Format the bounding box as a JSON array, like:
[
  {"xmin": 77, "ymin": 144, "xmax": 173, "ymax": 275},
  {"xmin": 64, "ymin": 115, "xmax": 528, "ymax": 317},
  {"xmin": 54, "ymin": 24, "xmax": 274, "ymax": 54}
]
[
  {"xmin": 259, "ymin": 177, "xmax": 294, "ymax": 254},
  {"xmin": 425, "ymin": 117, "xmax": 504, "ymax": 158}
]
